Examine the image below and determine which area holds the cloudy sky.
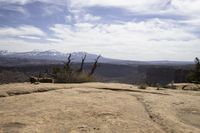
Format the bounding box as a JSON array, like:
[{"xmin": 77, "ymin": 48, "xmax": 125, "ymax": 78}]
[{"xmin": 0, "ymin": 0, "xmax": 200, "ymax": 61}]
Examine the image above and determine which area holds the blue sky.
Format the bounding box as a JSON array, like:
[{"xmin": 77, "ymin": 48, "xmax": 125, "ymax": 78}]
[{"xmin": 0, "ymin": 0, "xmax": 200, "ymax": 61}]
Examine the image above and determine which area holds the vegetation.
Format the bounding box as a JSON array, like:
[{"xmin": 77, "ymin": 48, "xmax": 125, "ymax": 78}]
[
  {"xmin": 0, "ymin": 58, "xmax": 192, "ymax": 84},
  {"xmin": 187, "ymin": 57, "xmax": 200, "ymax": 84},
  {"xmin": 138, "ymin": 84, "xmax": 147, "ymax": 89},
  {"xmin": 0, "ymin": 70, "xmax": 27, "ymax": 84},
  {"xmin": 48, "ymin": 54, "xmax": 101, "ymax": 83}
]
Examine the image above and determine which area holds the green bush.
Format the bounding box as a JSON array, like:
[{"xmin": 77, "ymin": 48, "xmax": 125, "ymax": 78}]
[{"xmin": 187, "ymin": 57, "xmax": 200, "ymax": 83}]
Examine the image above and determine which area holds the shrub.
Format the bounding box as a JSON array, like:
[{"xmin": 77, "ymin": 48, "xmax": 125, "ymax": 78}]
[
  {"xmin": 53, "ymin": 71, "xmax": 95, "ymax": 83},
  {"xmin": 49, "ymin": 54, "xmax": 100, "ymax": 83},
  {"xmin": 0, "ymin": 70, "xmax": 28, "ymax": 84},
  {"xmin": 70, "ymin": 72, "xmax": 95, "ymax": 83},
  {"xmin": 187, "ymin": 57, "xmax": 200, "ymax": 84},
  {"xmin": 138, "ymin": 84, "xmax": 147, "ymax": 89},
  {"xmin": 38, "ymin": 77, "xmax": 54, "ymax": 83},
  {"xmin": 30, "ymin": 76, "xmax": 38, "ymax": 84}
]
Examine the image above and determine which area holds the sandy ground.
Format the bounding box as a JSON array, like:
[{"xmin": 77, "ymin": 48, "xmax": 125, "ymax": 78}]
[{"xmin": 0, "ymin": 83, "xmax": 200, "ymax": 133}]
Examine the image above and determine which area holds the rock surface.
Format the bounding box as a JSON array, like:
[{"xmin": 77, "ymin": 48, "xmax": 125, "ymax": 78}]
[{"xmin": 0, "ymin": 83, "xmax": 200, "ymax": 133}]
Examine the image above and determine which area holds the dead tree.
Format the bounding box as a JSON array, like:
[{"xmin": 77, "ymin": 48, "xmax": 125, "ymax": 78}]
[
  {"xmin": 64, "ymin": 54, "xmax": 72, "ymax": 71},
  {"xmin": 77, "ymin": 54, "xmax": 86, "ymax": 73},
  {"xmin": 89, "ymin": 55, "xmax": 101, "ymax": 76},
  {"xmin": 66, "ymin": 54, "xmax": 72, "ymax": 67}
]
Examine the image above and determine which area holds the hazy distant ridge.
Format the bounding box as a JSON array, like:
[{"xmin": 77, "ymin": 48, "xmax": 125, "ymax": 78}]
[{"xmin": 0, "ymin": 50, "xmax": 193, "ymax": 65}]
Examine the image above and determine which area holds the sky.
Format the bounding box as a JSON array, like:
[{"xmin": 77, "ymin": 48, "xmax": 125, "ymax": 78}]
[{"xmin": 0, "ymin": 0, "xmax": 200, "ymax": 61}]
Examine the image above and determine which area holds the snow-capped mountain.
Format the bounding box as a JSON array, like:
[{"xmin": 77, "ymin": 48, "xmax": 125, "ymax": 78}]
[
  {"xmin": 0, "ymin": 50, "xmax": 104, "ymax": 62},
  {"xmin": 0, "ymin": 50, "xmax": 193, "ymax": 65},
  {"xmin": 0, "ymin": 50, "xmax": 9, "ymax": 55}
]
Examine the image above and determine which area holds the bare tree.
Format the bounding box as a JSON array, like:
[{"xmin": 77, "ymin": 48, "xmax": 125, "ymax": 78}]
[
  {"xmin": 66, "ymin": 54, "xmax": 72, "ymax": 66},
  {"xmin": 77, "ymin": 54, "xmax": 86, "ymax": 72},
  {"xmin": 64, "ymin": 54, "xmax": 72, "ymax": 71},
  {"xmin": 42, "ymin": 53, "xmax": 100, "ymax": 83},
  {"xmin": 89, "ymin": 55, "xmax": 101, "ymax": 76}
]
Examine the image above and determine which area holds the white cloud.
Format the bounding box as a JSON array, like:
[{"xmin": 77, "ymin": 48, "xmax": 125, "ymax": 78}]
[
  {"xmin": 2, "ymin": 0, "xmax": 199, "ymax": 21},
  {"xmin": 49, "ymin": 18, "xmax": 200, "ymax": 61},
  {"xmin": 1, "ymin": 4, "xmax": 27, "ymax": 14},
  {"xmin": 65, "ymin": 15, "xmax": 72, "ymax": 23},
  {"xmin": 83, "ymin": 13, "xmax": 101, "ymax": 21},
  {"xmin": 46, "ymin": 38, "xmax": 62, "ymax": 42},
  {"xmin": 179, "ymin": 19, "xmax": 200, "ymax": 27},
  {"xmin": 0, "ymin": 0, "xmax": 200, "ymax": 61},
  {"xmin": 0, "ymin": 0, "xmax": 31, "ymax": 5},
  {"xmin": 171, "ymin": 0, "xmax": 200, "ymax": 16},
  {"xmin": 65, "ymin": 12, "xmax": 101, "ymax": 23},
  {"xmin": 0, "ymin": 0, "xmax": 68, "ymax": 5},
  {"xmin": 69, "ymin": 0, "xmax": 200, "ymax": 20},
  {"xmin": 0, "ymin": 25, "xmax": 46, "ymax": 37},
  {"xmin": 19, "ymin": 35, "xmax": 41, "ymax": 40},
  {"xmin": 0, "ymin": 19, "xmax": 199, "ymax": 61},
  {"xmin": 0, "ymin": 39, "xmax": 55, "ymax": 52},
  {"xmin": 69, "ymin": 0, "xmax": 162, "ymax": 9},
  {"xmin": 51, "ymin": 19, "xmax": 198, "ymax": 43},
  {"xmin": 73, "ymin": 13, "xmax": 101, "ymax": 22},
  {"xmin": 41, "ymin": 4, "xmax": 64, "ymax": 16},
  {"xmin": 2, "ymin": 0, "xmax": 200, "ymax": 17}
]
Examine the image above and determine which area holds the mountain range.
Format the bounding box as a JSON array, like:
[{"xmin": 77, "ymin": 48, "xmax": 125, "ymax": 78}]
[{"xmin": 0, "ymin": 50, "xmax": 193, "ymax": 66}]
